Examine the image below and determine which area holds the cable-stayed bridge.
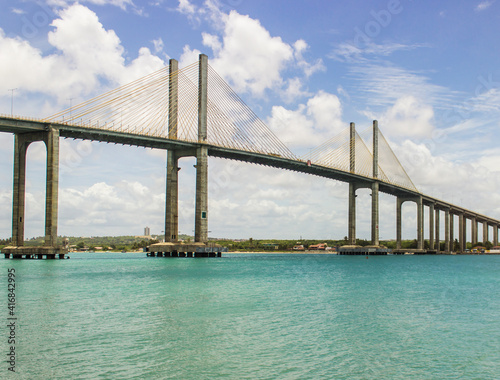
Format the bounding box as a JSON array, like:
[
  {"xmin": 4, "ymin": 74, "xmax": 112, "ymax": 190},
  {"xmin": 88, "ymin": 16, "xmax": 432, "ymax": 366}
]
[{"xmin": 1, "ymin": 54, "xmax": 498, "ymax": 257}]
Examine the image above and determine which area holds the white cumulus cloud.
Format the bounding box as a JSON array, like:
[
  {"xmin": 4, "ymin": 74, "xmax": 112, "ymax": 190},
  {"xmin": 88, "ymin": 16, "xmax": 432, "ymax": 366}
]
[
  {"xmin": 268, "ymin": 90, "xmax": 344, "ymax": 148},
  {"xmin": 0, "ymin": 4, "xmax": 165, "ymax": 107},
  {"xmin": 177, "ymin": 1, "xmax": 324, "ymax": 100},
  {"xmin": 377, "ymin": 96, "xmax": 435, "ymax": 139}
]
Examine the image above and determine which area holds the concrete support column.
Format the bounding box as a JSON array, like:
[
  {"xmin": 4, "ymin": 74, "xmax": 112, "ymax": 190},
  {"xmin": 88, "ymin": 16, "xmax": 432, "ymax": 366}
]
[
  {"xmin": 371, "ymin": 120, "xmax": 379, "ymax": 246},
  {"xmin": 396, "ymin": 197, "xmax": 403, "ymax": 250},
  {"xmin": 444, "ymin": 209, "xmax": 450, "ymax": 252},
  {"xmin": 348, "ymin": 182, "xmax": 356, "ymax": 245},
  {"xmin": 483, "ymin": 221, "xmax": 488, "ymax": 244},
  {"xmin": 195, "ymin": 54, "xmax": 208, "ymax": 243},
  {"xmin": 450, "ymin": 212, "xmax": 454, "ymax": 251},
  {"xmin": 348, "ymin": 121, "xmax": 356, "ymax": 245},
  {"xmin": 12, "ymin": 135, "xmax": 28, "ymax": 247},
  {"xmin": 472, "ymin": 217, "xmax": 477, "ymax": 245},
  {"xmin": 494, "ymin": 225, "xmax": 498, "ymax": 246},
  {"xmin": 165, "ymin": 58, "xmax": 179, "ymax": 243},
  {"xmin": 459, "ymin": 214, "xmax": 465, "ymax": 252},
  {"xmin": 417, "ymin": 196, "xmax": 424, "ymax": 250},
  {"xmin": 429, "ymin": 203, "xmax": 435, "ymax": 250},
  {"xmin": 435, "ymin": 208, "xmax": 440, "ymax": 252},
  {"xmin": 165, "ymin": 151, "xmax": 179, "ymax": 242},
  {"xmin": 371, "ymin": 181, "xmax": 379, "ymax": 246},
  {"xmin": 12, "ymin": 129, "xmax": 59, "ymax": 248},
  {"xmin": 195, "ymin": 147, "xmax": 208, "ymax": 243},
  {"xmin": 44, "ymin": 126, "xmax": 59, "ymax": 247}
]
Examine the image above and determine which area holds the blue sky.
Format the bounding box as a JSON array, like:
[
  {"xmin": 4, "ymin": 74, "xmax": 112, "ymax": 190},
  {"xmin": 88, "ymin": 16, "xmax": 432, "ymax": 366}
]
[{"xmin": 0, "ymin": 0, "xmax": 499, "ymax": 241}]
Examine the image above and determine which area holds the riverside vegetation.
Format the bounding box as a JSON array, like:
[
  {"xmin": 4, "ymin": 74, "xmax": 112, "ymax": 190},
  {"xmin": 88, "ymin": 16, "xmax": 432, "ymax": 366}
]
[{"xmin": 1, "ymin": 236, "xmax": 495, "ymax": 252}]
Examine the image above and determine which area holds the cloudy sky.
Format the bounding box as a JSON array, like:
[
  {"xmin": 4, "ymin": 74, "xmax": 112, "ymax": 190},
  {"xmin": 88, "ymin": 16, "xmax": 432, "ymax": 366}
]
[{"xmin": 0, "ymin": 0, "xmax": 499, "ymax": 241}]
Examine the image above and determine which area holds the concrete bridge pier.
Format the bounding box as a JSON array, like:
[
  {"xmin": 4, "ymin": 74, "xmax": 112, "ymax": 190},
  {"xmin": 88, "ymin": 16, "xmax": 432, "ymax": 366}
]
[
  {"xmin": 444, "ymin": 208, "xmax": 450, "ymax": 252},
  {"xmin": 396, "ymin": 196, "xmax": 424, "ymax": 251},
  {"xmin": 45, "ymin": 126, "xmax": 59, "ymax": 247},
  {"xmin": 371, "ymin": 120, "xmax": 379, "ymax": 247},
  {"xmin": 459, "ymin": 213, "xmax": 465, "ymax": 252},
  {"xmin": 6, "ymin": 126, "xmax": 66, "ymax": 258},
  {"xmin": 435, "ymin": 208, "xmax": 440, "ymax": 252},
  {"xmin": 493, "ymin": 225, "xmax": 498, "ymax": 246},
  {"xmin": 195, "ymin": 54, "xmax": 208, "ymax": 244},
  {"xmin": 165, "ymin": 150, "xmax": 179, "ymax": 242},
  {"xmin": 348, "ymin": 122, "xmax": 356, "ymax": 245},
  {"xmin": 472, "ymin": 217, "xmax": 478, "ymax": 245},
  {"xmin": 348, "ymin": 183, "xmax": 357, "ymax": 245},
  {"xmin": 417, "ymin": 196, "xmax": 424, "ymax": 250},
  {"xmin": 164, "ymin": 55, "xmax": 209, "ymax": 245},
  {"xmin": 347, "ymin": 120, "xmax": 380, "ymax": 247},
  {"xmin": 371, "ymin": 181, "xmax": 379, "ymax": 246},
  {"xmin": 13, "ymin": 128, "xmax": 59, "ymax": 246},
  {"xmin": 12, "ymin": 133, "xmax": 28, "ymax": 247},
  {"xmin": 483, "ymin": 221, "xmax": 488, "ymax": 245},
  {"xmin": 449, "ymin": 211, "xmax": 455, "ymax": 251},
  {"xmin": 396, "ymin": 197, "xmax": 403, "ymax": 250},
  {"xmin": 165, "ymin": 58, "xmax": 179, "ymax": 243},
  {"xmin": 428, "ymin": 203, "xmax": 435, "ymax": 250}
]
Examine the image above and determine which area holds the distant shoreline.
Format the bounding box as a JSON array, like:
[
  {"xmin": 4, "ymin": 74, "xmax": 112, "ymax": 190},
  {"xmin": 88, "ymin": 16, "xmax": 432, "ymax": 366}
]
[
  {"xmin": 226, "ymin": 251, "xmax": 500, "ymax": 255},
  {"xmin": 229, "ymin": 250, "xmax": 335, "ymax": 254}
]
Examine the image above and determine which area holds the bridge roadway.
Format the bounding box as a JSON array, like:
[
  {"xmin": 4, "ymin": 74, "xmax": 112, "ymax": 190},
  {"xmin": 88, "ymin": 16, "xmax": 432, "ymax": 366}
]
[{"xmin": 1, "ymin": 115, "xmax": 499, "ymax": 252}]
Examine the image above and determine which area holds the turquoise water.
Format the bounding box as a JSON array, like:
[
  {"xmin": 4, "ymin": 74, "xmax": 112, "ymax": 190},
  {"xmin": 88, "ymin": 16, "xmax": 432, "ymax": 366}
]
[{"xmin": 2, "ymin": 253, "xmax": 499, "ymax": 379}]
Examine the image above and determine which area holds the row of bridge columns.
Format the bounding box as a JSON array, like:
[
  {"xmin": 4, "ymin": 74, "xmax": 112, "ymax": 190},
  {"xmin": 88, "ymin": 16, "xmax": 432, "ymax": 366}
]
[
  {"xmin": 395, "ymin": 198, "xmax": 500, "ymax": 252},
  {"xmin": 348, "ymin": 122, "xmax": 500, "ymax": 252}
]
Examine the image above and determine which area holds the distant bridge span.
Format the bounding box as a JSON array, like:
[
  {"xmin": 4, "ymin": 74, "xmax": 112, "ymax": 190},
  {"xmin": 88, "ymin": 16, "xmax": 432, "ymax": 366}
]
[{"xmin": 0, "ymin": 54, "xmax": 498, "ymax": 255}]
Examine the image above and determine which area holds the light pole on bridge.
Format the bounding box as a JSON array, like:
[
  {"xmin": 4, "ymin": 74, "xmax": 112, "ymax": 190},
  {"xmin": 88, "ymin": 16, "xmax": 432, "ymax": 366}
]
[{"xmin": 8, "ymin": 88, "xmax": 17, "ymax": 116}]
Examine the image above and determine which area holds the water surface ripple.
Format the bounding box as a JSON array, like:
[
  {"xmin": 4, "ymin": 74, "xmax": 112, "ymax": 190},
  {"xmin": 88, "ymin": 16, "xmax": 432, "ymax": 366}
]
[{"xmin": 2, "ymin": 253, "xmax": 498, "ymax": 379}]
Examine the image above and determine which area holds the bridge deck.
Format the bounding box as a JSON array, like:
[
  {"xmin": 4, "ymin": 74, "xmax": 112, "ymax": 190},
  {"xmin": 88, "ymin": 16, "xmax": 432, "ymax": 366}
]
[{"xmin": 0, "ymin": 116, "xmax": 498, "ymax": 225}]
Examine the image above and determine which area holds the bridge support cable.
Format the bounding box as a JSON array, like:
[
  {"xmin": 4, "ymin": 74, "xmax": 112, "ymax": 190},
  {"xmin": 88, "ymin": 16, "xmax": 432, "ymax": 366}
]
[
  {"xmin": 43, "ymin": 56, "xmax": 296, "ymax": 162},
  {"xmin": 43, "ymin": 61, "xmax": 203, "ymax": 140},
  {"xmin": 205, "ymin": 65, "xmax": 296, "ymax": 159}
]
